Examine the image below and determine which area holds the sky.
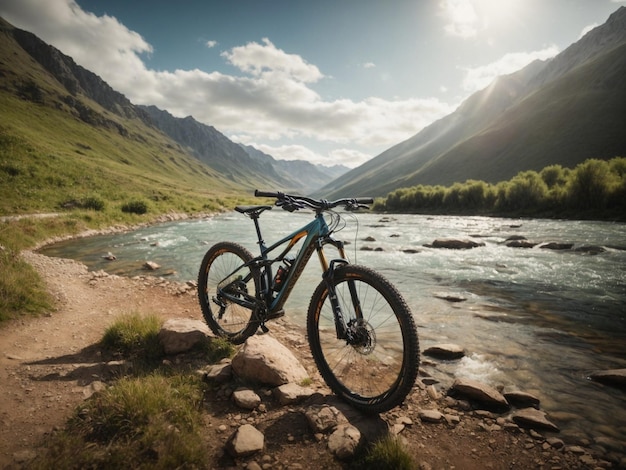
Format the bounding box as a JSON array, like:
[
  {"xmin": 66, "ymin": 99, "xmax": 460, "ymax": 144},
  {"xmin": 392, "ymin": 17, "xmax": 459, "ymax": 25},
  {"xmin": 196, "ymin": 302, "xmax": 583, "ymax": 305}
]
[{"xmin": 1, "ymin": 0, "xmax": 624, "ymax": 168}]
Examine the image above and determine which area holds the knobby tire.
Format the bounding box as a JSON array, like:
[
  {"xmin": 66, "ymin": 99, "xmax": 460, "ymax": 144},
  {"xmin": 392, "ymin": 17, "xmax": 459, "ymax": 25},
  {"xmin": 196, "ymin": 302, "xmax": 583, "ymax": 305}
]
[
  {"xmin": 197, "ymin": 242, "xmax": 260, "ymax": 344},
  {"xmin": 306, "ymin": 264, "xmax": 420, "ymax": 413}
]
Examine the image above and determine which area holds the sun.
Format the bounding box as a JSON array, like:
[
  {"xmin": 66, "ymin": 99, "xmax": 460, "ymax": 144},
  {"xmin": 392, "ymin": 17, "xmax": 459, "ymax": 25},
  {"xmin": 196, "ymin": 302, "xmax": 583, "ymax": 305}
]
[{"xmin": 474, "ymin": 0, "xmax": 526, "ymax": 30}]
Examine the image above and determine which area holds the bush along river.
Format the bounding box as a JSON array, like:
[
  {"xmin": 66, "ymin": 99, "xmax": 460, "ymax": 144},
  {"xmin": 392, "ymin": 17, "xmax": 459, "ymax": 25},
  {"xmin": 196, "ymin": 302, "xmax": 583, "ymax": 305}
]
[{"xmin": 39, "ymin": 211, "xmax": 626, "ymax": 449}]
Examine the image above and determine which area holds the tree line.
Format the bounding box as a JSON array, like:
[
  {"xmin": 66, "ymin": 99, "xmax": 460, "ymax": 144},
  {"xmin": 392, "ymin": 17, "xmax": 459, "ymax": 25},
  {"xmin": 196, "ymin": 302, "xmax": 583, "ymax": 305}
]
[{"xmin": 373, "ymin": 157, "xmax": 626, "ymax": 220}]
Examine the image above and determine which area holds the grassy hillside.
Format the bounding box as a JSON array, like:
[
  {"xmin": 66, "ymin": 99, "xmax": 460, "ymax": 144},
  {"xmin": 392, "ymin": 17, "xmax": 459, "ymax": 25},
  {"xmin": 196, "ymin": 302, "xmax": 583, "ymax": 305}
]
[
  {"xmin": 0, "ymin": 18, "xmax": 257, "ymax": 217},
  {"xmin": 0, "ymin": 93, "xmax": 242, "ymax": 215}
]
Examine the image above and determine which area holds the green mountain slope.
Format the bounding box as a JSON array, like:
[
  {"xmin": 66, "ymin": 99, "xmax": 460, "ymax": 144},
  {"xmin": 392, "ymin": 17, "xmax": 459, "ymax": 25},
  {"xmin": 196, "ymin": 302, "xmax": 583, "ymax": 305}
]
[
  {"xmin": 318, "ymin": 7, "xmax": 626, "ymax": 198},
  {"xmin": 0, "ymin": 17, "xmax": 252, "ymax": 216}
]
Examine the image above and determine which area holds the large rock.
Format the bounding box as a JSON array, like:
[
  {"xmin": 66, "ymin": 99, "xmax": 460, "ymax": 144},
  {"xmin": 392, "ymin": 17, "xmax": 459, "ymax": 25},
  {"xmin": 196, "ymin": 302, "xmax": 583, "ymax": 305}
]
[
  {"xmin": 503, "ymin": 390, "xmax": 540, "ymax": 408},
  {"xmin": 158, "ymin": 318, "xmax": 210, "ymax": 354},
  {"xmin": 327, "ymin": 424, "xmax": 361, "ymax": 459},
  {"xmin": 450, "ymin": 378, "xmax": 509, "ymax": 411},
  {"xmin": 304, "ymin": 405, "xmax": 349, "ymax": 433},
  {"xmin": 506, "ymin": 240, "xmax": 538, "ymax": 248},
  {"xmin": 423, "ymin": 343, "xmax": 465, "ymax": 360},
  {"xmin": 231, "ymin": 335, "xmax": 308, "ymax": 386},
  {"xmin": 588, "ymin": 369, "xmax": 626, "ymax": 389},
  {"xmin": 539, "ymin": 242, "xmax": 573, "ymax": 250},
  {"xmin": 511, "ymin": 408, "xmax": 560, "ymax": 432},
  {"xmin": 428, "ymin": 239, "xmax": 485, "ymax": 249}
]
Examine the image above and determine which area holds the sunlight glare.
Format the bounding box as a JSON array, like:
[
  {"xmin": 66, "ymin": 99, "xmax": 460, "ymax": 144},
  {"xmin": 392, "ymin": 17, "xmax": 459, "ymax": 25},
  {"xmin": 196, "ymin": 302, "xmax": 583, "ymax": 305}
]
[{"xmin": 475, "ymin": 0, "xmax": 525, "ymax": 29}]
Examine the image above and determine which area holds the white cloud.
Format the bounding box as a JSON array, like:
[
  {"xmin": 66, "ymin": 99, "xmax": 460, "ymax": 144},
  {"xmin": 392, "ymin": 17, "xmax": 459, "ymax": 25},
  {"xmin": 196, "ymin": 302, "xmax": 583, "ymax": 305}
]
[
  {"xmin": 362, "ymin": 62, "xmax": 376, "ymax": 69},
  {"xmin": 460, "ymin": 46, "xmax": 559, "ymax": 93},
  {"xmin": 221, "ymin": 38, "xmax": 323, "ymax": 83},
  {"xmin": 205, "ymin": 40, "xmax": 218, "ymax": 48},
  {"xmin": 0, "ymin": 0, "xmax": 152, "ymax": 88},
  {"xmin": 0, "ymin": 0, "xmax": 453, "ymax": 168}
]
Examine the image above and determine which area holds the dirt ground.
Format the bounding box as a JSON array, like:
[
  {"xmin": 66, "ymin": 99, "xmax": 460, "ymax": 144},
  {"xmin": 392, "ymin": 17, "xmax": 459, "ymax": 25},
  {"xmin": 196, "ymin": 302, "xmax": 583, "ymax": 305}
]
[{"xmin": 0, "ymin": 250, "xmax": 600, "ymax": 469}]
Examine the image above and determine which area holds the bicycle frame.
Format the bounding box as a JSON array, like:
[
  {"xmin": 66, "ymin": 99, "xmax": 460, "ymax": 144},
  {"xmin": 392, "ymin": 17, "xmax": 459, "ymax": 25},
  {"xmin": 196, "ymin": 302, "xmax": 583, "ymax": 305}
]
[
  {"xmin": 216, "ymin": 209, "xmax": 355, "ymax": 339},
  {"xmin": 255, "ymin": 211, "xmax": 347, "ymax": 314}
]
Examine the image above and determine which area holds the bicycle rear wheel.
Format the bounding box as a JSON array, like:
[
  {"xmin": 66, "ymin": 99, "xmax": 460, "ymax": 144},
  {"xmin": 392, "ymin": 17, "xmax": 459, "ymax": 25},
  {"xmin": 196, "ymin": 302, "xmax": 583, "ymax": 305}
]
[
  {"xmin": 307, "ymin": 264, "xmax": 419, "ymax": 413},
  {"xmin": 198, "ymin": 242, "xmax": 260, "ymax": 344}
]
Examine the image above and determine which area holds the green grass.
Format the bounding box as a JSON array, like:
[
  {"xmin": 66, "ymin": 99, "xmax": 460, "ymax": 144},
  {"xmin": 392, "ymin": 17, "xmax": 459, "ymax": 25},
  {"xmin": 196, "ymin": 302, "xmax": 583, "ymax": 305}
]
[
  {"xmin": 197, "ymin": 336, "xmax": 237, "ymax": 363},
  {"xmin": 0, "ymin": 247, "xmax": 53, "ymax": 321},
  {"xmin": 28, "ymin": 314, "xmax": 237, "ymax": 468},
  {"xmin": 30, "ymin": 373, "xmax": 208, "ymax": 469},
  {"xmin": 354, "ymin": 434, "xmax": 417, "ymax": 470},
  {"xmin": 101, "ymin": 312, "xmax": 164, "ymax": 361}
]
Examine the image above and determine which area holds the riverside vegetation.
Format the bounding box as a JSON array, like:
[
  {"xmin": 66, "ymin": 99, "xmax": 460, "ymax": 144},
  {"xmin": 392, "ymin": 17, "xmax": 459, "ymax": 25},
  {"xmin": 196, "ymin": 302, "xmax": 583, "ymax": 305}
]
[{"xmin": 374, "ymin": 157, "xmax": 626, "ymax": 220}]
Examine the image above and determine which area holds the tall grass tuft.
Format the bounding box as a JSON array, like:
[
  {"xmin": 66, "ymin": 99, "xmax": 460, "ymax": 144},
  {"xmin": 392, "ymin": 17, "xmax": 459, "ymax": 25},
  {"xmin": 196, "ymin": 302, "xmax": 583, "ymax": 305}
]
[
  {"xmin": 101, "ymin": 312, "xmax": 163, "ymax": 361},
  {"xmin": 356, "ymin": 434, "xmax": 416, "ymax": 470}
]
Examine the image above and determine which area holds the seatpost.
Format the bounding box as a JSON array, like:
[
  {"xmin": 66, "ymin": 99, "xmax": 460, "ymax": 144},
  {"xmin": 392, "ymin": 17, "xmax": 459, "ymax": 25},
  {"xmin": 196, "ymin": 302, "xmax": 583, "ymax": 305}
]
[{"xmin": 251, "ymin": 214, "xmax": 267, "ymax": 250}]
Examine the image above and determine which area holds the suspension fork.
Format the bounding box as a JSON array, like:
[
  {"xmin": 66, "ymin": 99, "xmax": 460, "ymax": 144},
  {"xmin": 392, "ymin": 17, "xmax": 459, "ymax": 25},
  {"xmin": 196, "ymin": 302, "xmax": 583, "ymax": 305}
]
[{"xmin": 322, "ymin": 259, "xmax": 363, "ymax": 341}]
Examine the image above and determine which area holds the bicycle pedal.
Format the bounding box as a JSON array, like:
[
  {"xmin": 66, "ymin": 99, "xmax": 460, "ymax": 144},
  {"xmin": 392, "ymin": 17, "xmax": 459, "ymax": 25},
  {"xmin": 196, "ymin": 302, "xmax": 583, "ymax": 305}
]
[{"xmin": 260, "ymin": 323, "xmax": 269, "ymax": 333}]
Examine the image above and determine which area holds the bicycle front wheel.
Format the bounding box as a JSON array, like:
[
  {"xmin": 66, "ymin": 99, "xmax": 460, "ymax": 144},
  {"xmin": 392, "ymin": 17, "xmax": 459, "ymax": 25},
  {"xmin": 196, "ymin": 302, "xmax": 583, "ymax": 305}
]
[
  {"xmin": 198, "ymin": 242, "xmax": 261, "ymax": 344},
  {"xmin": 307, "ymin": 264, "xmax": 419, "ymax": 413}
]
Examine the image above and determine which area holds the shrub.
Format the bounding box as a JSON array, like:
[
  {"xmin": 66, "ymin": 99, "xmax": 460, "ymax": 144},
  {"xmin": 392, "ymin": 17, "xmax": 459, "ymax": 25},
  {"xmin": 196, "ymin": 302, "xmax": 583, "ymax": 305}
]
[
  {"xmin": 568, "ymin": 159, "xmax": 613, "ymax": 210},
  {"xmin": 121, "ymin": 200, "xmax": 148, "ymax": 214},
  {"xmin": 81, "ymin": 196, "xmax": 105, "ymax": 211}
]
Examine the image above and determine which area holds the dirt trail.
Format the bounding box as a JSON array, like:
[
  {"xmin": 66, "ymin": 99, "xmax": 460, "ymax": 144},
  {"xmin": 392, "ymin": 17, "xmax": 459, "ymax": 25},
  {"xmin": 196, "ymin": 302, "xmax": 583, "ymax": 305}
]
[{"xmin": 0, "ymin": 251, "xmax": 197, "ymax": 468}]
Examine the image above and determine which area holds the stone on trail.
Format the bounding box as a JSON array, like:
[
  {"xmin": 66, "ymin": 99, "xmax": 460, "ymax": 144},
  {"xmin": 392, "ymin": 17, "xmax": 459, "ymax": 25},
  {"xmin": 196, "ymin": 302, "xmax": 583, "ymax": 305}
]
[
  {"xmin": 304, "ymin": 404, "xmax": 349, "ymax": 434},
  {"xmin": 232, "ymin": 388, "xmax": 262, "ymax": 410},
  {"xmin": 158, "ymin": 318, "xmax": 210, "ymax": 355},
  {"xmin": 418, "ymin": 409, "xmax": 445, "ymax": 423},
  {"xmin": 226, "ymin": 424, "xmax": 264, "ymax": 457},
  {"xmin": 204, "ymin": 360, "xmax": 232, "ymax": 383},
  {"xmin": 231, "ymin": 334, "xmax": 308, "ymax": 386},
  {"xmin": 273, "ymin": 382, "xmax": 314, "ymax": 405},
  {"xmin": 328, "ymin": 424, "xmax": 361, "ymax": 459}
]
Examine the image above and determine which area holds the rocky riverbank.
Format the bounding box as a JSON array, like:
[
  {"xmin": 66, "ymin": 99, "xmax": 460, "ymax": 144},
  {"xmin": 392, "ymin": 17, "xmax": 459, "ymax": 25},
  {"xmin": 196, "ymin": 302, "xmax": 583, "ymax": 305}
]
[{"xmin": 1, "ymin": 250, "xmax": 624, "ymax": 468}]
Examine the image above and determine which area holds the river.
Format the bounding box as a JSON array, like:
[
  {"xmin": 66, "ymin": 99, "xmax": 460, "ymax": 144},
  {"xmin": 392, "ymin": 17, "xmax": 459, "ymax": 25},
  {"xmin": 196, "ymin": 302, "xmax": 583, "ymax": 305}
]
[{"xmin": 39, "ymin": 210, "xmax": 626, "ymax": 447}]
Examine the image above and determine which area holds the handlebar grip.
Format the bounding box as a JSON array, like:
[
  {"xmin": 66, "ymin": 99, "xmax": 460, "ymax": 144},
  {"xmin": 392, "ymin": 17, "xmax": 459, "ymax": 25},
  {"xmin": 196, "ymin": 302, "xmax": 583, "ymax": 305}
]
[
  {"xmin": 356, "ymin": 198, "xmax": 374, "ymax": 205},
  {"xmin": 255, "ymin": 190, "xmax": 282, "ymax": 198}
]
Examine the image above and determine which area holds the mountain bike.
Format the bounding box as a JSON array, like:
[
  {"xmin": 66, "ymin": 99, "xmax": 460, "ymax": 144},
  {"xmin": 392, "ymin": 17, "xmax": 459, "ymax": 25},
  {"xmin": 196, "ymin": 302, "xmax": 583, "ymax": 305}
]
[{"xmin": 198, "ymin": 190, "xmax": 420, "ymax": 413}]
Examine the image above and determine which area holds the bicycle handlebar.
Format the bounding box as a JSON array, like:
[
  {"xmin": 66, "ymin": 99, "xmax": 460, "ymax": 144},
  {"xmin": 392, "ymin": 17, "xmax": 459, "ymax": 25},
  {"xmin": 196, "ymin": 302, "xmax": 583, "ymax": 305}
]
[{"xmin": 254, "ymin": 190, "xmax": 373, "ymax": 211}]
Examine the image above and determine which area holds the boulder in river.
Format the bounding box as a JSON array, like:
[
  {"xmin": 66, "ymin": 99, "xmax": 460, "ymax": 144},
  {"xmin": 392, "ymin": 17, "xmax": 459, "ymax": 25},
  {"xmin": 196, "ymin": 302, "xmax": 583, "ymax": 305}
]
[
  {"xmin": 423, "ymin": 343, "xmax": 465, "ymax": 360},
  {"xmin": 426, "ymin": 239, "xmax": 485, "ymax": 249},
  {"xmin": 539, "ymin": 242, "xmax": 574, "ymax": 250},
  {"xmin": 449, "ymin": 378, "xmax": 509, "ymax": 411},
  {"xmin": 511, "ymin": 408, "xmax": 560, "ymax": 432},
  {"xmin": 587, "ymin": 369, "xmax": 626, "ymax": 389}
]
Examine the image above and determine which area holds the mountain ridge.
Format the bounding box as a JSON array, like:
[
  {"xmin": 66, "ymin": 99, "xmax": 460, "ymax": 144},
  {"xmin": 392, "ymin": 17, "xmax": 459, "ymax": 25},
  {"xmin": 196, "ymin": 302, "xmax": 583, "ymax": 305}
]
[{"xmin": 317, "ymin": 6, "xmax": 626, "ymax": 198}]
